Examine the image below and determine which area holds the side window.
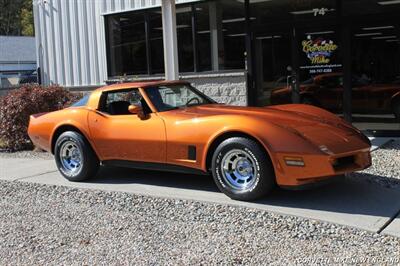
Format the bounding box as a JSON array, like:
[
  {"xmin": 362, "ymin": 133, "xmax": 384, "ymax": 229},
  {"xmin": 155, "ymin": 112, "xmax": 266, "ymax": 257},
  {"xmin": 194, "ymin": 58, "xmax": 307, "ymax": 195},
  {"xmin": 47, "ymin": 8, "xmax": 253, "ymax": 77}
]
[
  {"xmin": 103, "ymin": 89, "xmax": 142, "ymax": 115},
  {"xmin": 71, "ymin": 94, "xmax": 90, "ymax": 107},
  {"xmin": 158, "ymin": 86, "xmax": 205, "ymax": 106}
]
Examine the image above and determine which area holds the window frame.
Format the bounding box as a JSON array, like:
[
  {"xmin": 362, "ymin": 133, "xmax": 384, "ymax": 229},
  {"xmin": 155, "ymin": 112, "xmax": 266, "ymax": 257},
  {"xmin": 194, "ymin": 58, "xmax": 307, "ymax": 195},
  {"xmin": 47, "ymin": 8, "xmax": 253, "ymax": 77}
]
[
  {"xmin": 98, "ymin": 88, "xmax": 145, "ymax": 116},
  {"xmin": 142, "ymin": 84, "xmax": 217, "ymax": 113},
  {"xmin": 104, "ymin": 1, "xmax": 226, "ymax": 79}
]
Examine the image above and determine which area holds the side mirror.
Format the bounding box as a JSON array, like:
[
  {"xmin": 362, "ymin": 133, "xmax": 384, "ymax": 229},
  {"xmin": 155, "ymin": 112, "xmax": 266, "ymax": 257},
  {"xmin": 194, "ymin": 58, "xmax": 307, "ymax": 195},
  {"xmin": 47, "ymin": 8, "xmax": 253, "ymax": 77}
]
[
  {"xmin": 128, "ymin": 105, "xmax": 142, "ymax": 115},
  {"xmin": 128, "ymin": 104, "xmax": 147, "ymax": 120}
]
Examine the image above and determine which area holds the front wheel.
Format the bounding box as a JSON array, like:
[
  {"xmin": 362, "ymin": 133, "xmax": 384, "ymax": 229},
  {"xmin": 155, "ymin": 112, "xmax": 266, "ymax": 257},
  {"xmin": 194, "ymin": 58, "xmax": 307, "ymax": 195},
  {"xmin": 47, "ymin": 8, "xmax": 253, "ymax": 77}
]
[
  {"xmin": 211, "ymin": 137, "xmax": 275, "ymax": 201},
  {"xmin": 54, "ymin": 131, "xmax": 99, "ymax": 182}
]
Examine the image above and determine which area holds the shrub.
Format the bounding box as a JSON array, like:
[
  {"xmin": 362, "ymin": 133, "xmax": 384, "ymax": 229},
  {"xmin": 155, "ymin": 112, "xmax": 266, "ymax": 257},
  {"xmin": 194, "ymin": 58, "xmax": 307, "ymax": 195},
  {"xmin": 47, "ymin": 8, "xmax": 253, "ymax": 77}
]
[{"xmin": 0, "ymin": 84, "xmax": 82, "ymax": 151}]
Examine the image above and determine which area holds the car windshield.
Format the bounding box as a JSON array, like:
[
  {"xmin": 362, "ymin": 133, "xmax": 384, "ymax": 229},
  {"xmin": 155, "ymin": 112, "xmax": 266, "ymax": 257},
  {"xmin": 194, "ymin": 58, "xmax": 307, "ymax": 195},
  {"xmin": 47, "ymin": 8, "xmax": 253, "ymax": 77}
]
[{"xmin": 145, "ymin": 84, "xmax": 215, "ymax": 112}]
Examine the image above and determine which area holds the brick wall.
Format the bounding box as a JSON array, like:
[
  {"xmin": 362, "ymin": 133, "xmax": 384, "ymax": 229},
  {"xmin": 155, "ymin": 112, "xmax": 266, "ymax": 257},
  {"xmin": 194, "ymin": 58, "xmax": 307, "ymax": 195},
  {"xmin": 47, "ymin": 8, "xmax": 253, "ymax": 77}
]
[{"xmin": 182, "ymin": 72, "xmax": 247, "ymax": 106}]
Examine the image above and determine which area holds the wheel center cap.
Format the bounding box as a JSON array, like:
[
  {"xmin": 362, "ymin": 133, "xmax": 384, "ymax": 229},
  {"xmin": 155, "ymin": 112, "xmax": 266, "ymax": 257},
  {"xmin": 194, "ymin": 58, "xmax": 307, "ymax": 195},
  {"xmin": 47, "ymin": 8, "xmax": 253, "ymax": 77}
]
[{"xmin": 237, "ymin": 160, "xmax": 251, "ymax": 176}]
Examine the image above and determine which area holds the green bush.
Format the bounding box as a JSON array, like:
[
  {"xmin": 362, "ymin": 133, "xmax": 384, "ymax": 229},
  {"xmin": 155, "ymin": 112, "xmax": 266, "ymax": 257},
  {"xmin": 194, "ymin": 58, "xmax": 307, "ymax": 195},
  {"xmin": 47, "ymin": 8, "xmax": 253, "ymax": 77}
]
[{"xmin": 0, "ymin": 84, "xmax": 82, "ymax": 151}]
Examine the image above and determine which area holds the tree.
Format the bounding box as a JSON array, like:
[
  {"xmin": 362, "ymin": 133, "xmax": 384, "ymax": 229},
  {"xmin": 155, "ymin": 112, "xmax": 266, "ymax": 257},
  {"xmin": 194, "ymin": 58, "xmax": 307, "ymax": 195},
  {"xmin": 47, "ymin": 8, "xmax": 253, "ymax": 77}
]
[
  {"xmin": 21, "ymin": 0, "xmax": 34, "ymax": 36},
  {"xmin": 0, "ymin": 0, "xmax": 34, "ymax": 36}
]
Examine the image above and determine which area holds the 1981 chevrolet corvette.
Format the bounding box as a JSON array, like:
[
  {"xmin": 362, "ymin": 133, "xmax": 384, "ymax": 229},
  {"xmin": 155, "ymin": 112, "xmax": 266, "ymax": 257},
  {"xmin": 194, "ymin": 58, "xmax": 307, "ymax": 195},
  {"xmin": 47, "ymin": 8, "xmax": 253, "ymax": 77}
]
[{"xmin": 28, "ymin": 81, "xmax": 372, "ymax": 201}]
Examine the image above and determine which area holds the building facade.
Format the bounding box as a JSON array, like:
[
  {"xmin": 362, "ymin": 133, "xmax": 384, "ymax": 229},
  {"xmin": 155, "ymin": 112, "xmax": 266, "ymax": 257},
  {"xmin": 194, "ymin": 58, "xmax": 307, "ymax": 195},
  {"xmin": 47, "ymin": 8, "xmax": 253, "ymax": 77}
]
[{"xmin": 33, "ymin": 0, "xmax": 400, "ymax": 132}]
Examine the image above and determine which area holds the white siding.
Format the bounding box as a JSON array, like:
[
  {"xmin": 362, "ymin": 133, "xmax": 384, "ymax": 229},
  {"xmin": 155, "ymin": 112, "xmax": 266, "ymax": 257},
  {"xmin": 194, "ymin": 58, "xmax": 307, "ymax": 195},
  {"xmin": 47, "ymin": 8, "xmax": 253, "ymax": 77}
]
[{"xmin": 33, "ymin": 0, "xmax": 201, "ymax": 87}]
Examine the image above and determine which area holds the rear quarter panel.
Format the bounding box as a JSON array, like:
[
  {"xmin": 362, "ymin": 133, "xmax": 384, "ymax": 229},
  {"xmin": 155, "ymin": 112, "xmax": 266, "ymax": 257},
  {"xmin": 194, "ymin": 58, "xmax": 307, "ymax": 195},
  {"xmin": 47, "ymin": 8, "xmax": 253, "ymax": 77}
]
[{"xmin": 28, "ymin": 108, "xmax": 92, "ymax": 153}]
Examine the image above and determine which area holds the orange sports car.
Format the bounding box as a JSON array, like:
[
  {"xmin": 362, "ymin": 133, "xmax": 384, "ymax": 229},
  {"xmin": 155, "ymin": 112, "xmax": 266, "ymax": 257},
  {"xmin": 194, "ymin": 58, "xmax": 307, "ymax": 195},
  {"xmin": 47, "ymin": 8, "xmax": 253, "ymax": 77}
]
[{"xmin": 28, "ymin": 80, "xmax": 372, "ymax": 201}]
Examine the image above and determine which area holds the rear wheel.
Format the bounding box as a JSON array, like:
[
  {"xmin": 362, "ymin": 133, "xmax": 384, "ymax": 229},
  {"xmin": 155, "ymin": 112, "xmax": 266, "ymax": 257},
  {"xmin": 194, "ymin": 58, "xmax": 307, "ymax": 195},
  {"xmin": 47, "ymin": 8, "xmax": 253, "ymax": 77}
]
[
  {"xmin": 211, "ymin": 137, "xmax": 275, "ymax": 201},
  {"xmin": 54, "ymin": 131, "xmax": 99, "ymax": 182}
]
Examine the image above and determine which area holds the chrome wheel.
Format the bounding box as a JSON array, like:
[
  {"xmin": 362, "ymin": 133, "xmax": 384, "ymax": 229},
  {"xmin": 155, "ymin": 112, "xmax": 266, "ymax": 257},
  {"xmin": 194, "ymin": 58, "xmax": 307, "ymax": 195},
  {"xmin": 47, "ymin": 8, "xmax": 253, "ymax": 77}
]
[
  {"xmin": 221, "ymin": 149, "xmax": 258, "ymax": 191},
  {"xmin": 59, "ymin": 140, "xmax": 83, "ymax": 175}
]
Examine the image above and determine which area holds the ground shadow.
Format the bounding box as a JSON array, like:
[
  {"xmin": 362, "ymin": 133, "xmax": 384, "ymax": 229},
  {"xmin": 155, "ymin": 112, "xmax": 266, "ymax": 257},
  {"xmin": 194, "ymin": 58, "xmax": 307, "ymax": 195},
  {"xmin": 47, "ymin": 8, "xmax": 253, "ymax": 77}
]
[
  {"xmin": 89, "ymin": 165, "xmax": 400, "ymax": 219},
  {"xmin": 92, "ymin": 166, "xmax": 219, "ymax": 192}
]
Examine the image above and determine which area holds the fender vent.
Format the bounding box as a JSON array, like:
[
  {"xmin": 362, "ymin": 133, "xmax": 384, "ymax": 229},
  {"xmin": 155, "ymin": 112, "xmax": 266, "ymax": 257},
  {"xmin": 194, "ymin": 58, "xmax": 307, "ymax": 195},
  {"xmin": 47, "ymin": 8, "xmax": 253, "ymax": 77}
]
[{"xmin": 188, "ymin": 145, "xmax": 196, "ymax": 161}]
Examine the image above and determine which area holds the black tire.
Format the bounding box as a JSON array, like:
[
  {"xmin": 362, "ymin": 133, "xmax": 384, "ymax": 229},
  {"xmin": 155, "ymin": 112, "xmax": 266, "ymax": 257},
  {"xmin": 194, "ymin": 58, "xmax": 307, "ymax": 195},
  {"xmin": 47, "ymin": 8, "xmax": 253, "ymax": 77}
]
[
  {"xmin": 211, "ymin": 137, "xmax": 275, "ymax": 201},
  {"xmin": 54, "ymin": 131, "xmax": 99, "ymax": 182}
]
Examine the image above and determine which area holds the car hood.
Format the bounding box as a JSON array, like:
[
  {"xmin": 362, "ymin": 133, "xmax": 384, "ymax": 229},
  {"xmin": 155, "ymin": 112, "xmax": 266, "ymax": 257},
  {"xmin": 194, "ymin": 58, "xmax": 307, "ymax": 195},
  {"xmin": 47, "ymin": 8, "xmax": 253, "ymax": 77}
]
[{"xmin": 175, "ymin": 104, "xmax": 369, "ymax": 154}]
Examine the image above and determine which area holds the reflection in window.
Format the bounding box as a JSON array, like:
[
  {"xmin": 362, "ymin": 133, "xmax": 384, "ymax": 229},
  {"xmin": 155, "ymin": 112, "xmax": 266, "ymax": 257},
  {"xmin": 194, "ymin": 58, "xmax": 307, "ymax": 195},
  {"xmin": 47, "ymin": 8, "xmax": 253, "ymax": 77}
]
[
  {"xmin": 176, "ymin": 7, "xmax": 194, "ymax": 73},
  {"xmin": 106, "ymin": 13, "xmax": 147, "ymax": 77},
  {"xmin": 351, "ymin": 23, "xmax": 400, "ymax": 129},
  {"xmin": 105, "ymin": 1, "xmax": 249, "ymax": 77},
  {"xmin": 196, "ymin": 3, "xmax": 212, "ymax": 71},
  {"xmin": 149, "ymin": 10, "xmax": 164, "ymax": 74},
  {"xmin": 220, "ymin": 0, "xmax": 246, "ymax": 70}
]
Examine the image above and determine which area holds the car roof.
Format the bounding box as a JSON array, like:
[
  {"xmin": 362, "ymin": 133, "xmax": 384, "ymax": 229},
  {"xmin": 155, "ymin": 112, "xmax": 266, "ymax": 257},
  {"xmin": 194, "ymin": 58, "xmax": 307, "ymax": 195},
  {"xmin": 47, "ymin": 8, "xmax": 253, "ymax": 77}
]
[{"xmin": 94, "ymin": 80, "xmax": 190, "ymax": 93}]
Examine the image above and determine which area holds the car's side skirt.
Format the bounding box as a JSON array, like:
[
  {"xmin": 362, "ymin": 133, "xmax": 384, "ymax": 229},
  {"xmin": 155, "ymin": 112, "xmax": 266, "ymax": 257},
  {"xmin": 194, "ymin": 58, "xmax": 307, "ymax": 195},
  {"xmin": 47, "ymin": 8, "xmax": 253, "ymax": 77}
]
[{"xmin": 102, "ymin": 160, "xmax": 209, "ymax": 176}]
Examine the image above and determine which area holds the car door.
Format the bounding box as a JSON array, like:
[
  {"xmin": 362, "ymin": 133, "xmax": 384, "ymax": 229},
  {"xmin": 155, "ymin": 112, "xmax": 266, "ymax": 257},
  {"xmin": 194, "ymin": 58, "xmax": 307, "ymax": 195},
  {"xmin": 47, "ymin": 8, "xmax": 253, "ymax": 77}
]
[{"xmin": 87, "ymin": 88, "xmax": 166, "ymax": 163}]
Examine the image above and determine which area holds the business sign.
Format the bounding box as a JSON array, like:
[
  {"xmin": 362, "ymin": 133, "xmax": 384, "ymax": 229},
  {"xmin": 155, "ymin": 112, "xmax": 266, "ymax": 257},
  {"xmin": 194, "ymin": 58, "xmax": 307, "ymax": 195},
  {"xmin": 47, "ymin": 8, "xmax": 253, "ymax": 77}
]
[
  {"xmin": 302, "ymin": 36, "xmax": 338, "ymax": 64},
  {"xmin": 300, "ymin": 35, "xmax": 341, "ymax": 75}
]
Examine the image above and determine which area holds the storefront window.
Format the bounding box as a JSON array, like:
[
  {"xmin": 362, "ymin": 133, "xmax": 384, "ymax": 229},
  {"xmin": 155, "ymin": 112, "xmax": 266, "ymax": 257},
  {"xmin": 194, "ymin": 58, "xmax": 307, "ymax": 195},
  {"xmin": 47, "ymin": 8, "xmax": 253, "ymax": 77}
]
[
  {"xmin": 196, "ymin": 3, "xmax": 212, "ymax": 72},
  {"xmin": 250, "ymin": 0, "xmax": 340, "ymax": 109},
  {"xmin": 105, "ymin": 12, "xmax": 147, "ymax": 77},
  {"xmin": 248, "ymin": 0, "xmax": 399, "ymax": 132},
  {"xmin": 176, "ymin": 7, "xmax": 194, "ymax": 73},
  {"xmin": 344, "ymin": 0, "xmax": 400, "ymax": 131},
  {"xmin": 105, "ymin": 2, "xmax": 218, "ymax": 77},
  {"xmin": 220, "ymin": 0, "xmax": 246, "ymax": 70},
  {"xmin": 149, "ymin": 10, "xmax": 165, "ymax": 74}
]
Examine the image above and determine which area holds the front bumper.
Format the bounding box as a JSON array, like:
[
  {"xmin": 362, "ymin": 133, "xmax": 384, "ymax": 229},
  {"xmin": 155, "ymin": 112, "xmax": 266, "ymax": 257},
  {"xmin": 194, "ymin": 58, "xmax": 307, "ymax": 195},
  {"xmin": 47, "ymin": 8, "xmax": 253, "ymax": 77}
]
[{"xmin": 274, "ymin": 148, "xmax": 371, "ymax": 187}]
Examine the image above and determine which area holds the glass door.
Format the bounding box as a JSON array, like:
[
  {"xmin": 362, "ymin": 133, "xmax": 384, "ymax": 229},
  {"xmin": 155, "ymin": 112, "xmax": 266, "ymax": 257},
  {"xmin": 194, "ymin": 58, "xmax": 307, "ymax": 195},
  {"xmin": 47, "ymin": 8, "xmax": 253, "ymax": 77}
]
[
  {"xmin": 254, "ymin": 31, "xmax": 293, "ymax": 106},
  {"xmin": 342, "ymin": 0, "xmax": 400, "ymax": 131},
  {"xmin": 250, "ymin": 0, "xmax": 339, "ymax": 109},
  {"xmin": 350, "ymin": 22, "xmax": 400, "ymax": 131},
  {"xmin": 296, "ymin": 26, "xmax": 343, "ymax": 114}
]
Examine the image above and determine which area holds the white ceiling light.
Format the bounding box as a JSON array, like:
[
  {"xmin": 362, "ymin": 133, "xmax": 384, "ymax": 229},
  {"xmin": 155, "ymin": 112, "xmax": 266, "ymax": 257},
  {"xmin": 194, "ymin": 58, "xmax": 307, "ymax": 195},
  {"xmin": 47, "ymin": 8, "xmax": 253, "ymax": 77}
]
[
  {"xmin": 378, "ymin": 0, "xmax": 400, "ymax": 5},
  {"xmin": 386, "ymin": 39, "xmax": 399, "ymax": 42},
  {"xmin": 355, "ymin": 32, "xmax": 382, "ymax": 37},
  {"xmin": 290, "ymin": 8, "xmax": 335, "ymax": 15},
  {"xmin": 236, "ymin": 0, "xmax": 273, "ymax": 3},
  {"xmin": 197, "ymin": 30, "xmax": 210, "ymax": 34},
  {"xmin": 290, "ymin": 10, "xmax": 315, "ymax": 15},
  {"xmin": 227, "ymin": 33, "xmax": 246, "ymax": 37},
  {"xmin": 256, "ymin": 35, "xmax": 282, "ymax": 40},
  {"xmin": 154, "ymin": 25, "xmax": 190, "ymax": 30},
  {"xmin": 155, "ymin": 7, "xmax": 202, "ymax": 14},
  {"xmin": 362, "ymin": 26, "xmax": 394, "ymax": 30},
  {"xmin": 372, "ymin": 35, "xmax": 397, "ymax": 39},
  {"xmin": 305, "ymin": 31, "xmax": 335, "ymax": 35},
  {"xmin": 222, "ymin": 17, "xmax": 256, "ymax": 23}
]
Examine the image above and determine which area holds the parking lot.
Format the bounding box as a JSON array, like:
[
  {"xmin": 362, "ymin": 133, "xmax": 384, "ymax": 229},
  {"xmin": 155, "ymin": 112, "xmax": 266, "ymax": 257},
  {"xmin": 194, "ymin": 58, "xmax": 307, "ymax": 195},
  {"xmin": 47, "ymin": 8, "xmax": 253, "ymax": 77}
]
[
  {"xmin": 0, "ymin": 140, "xmax": 400, "ymax": 263},
  {"xmin": 1, "ymin": 140, "xmax": 400, "ymax": 238}
]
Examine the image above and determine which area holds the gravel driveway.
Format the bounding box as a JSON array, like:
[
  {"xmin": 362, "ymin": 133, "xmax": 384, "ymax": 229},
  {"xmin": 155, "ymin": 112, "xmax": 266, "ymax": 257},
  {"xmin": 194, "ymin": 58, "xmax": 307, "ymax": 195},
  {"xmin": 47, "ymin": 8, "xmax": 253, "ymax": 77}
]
[
  {"xmin": 350, "ymin": 139, "xmax": 400, "ymax": 189},
  {"xmin": 0, "ymin": 180, "xmax": 399, "ymax": 265},
  {"xmin": 0, "ymin": 140, "xmax": 399, "ymax": 264}
]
